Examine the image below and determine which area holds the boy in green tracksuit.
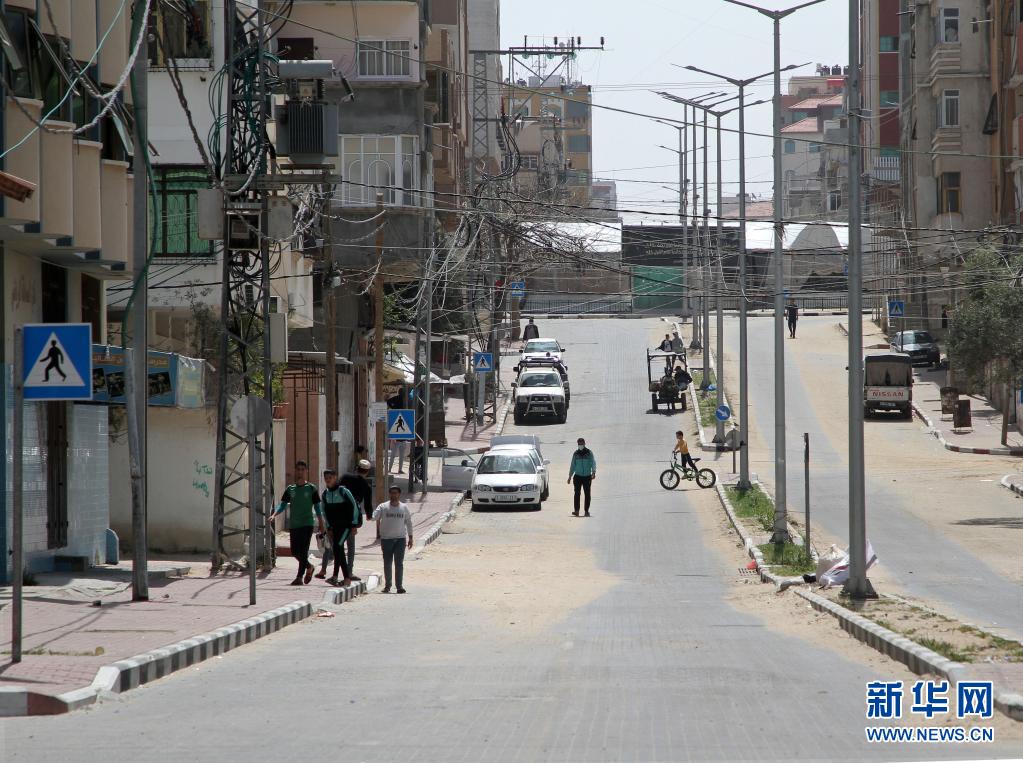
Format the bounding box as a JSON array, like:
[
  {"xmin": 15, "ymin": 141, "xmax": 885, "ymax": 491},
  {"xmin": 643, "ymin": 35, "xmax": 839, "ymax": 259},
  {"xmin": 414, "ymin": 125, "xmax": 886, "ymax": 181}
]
[
  {"xmin": 270, "ymin": 460, "xmax": 324, "ymax": 585},
  {"xmin": 320, "ymin": 468, "xmax": 360, "ymax": 587},
  {"xmin": 567, "ymin": 438, "xmax": 597, "ymax": 517}
]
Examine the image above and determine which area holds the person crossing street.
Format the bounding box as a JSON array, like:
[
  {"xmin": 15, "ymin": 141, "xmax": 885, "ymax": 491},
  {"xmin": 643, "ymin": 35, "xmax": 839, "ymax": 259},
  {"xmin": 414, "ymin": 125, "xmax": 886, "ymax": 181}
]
[
  {"xmin": 319, "ymin": 468, "xmax": 361, "ymax": 587},
  {"xmin": 567, "ymin": 438, "xmax": 597, "ymax": 517},
  {"xmin": 373, "ymin": 486, "xmax": 414, "ymax": 593}
]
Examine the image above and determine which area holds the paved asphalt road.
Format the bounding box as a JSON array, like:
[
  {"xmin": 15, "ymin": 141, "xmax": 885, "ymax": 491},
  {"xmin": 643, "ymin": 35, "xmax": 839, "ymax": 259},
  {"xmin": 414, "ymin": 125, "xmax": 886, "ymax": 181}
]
[
  {"xmin": 722, "ymin": 315, "xmax": 1023, "ymax": 638},
  {"xmin": 5, "ymin": 319, "xmax": 1019, "ymax": 761}
]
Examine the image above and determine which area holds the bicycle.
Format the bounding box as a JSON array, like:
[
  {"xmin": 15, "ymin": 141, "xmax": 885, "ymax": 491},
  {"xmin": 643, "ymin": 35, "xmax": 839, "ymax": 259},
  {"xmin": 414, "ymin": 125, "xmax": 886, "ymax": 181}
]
[{"xmin": 659, "ymin": 454, "xmax": 717, "ymax": 490}]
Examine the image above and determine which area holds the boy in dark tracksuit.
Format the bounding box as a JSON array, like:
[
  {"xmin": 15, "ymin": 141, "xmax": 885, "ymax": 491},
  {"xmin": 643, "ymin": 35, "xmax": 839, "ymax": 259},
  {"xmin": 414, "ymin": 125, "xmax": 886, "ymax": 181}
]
[
  {"xmin": 270, "ymin": 460, "xmax": 323, "ymax": 585},
  {"xmin": 321, "ymin": 468, "xmax": 360, "ymax": 587},
  {"xmin": 567, "ymin": 438, "xmax": 597, "ymax": 517}
]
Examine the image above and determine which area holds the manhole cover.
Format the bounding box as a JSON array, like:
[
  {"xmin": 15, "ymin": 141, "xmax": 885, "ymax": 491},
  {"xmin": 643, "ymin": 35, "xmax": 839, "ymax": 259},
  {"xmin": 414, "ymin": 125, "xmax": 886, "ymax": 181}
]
[{"xmin": 737, "ymin": 567, "xmax": 759, "ymax": 577}]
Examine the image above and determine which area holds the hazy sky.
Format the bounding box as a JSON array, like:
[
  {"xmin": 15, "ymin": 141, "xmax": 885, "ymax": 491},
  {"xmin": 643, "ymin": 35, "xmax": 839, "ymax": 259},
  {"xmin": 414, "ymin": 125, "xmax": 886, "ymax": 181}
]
[{"xmin": 499, "ymin": 0, "xmax": 849, "ymax": 223}]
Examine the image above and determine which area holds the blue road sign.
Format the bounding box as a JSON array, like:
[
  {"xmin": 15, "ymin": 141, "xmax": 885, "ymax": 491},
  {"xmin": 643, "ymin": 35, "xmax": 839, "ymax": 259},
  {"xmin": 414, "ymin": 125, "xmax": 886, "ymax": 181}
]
[
  {"xmin": 473, "ymin": 351, "xmax": 494, "ymax": 374},
  {"xmin": 888, "ymin": 300, "xmax": 905, "ymax": 319},
  {"xmin": 23, "ymin": 323, "xmax": 93, "ymax": 401},
  {"xmin": 386, "ymin": 409, "xmax": 416, "ymax": 440},
  {"xmin": 510, "ymin": 280, "xmax": 526, "ymax": 297},
  {"xmin": 715, "ymin": 404, "xmax": 731, "ymax": 422}
]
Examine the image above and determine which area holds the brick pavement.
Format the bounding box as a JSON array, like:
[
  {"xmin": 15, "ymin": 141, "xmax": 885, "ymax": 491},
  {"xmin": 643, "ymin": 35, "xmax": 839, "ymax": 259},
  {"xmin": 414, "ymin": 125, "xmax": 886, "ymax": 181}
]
[{"xmin": 0, "ymin": 489, "xmax": 459, "ymax": 703}]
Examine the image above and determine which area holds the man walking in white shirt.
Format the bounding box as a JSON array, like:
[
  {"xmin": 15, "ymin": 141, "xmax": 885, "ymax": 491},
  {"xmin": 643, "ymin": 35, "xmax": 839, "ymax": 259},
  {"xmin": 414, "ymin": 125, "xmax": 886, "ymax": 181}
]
[{"xmin": 372, "ymin": 485, "xmax": 414, "ymax": 593}]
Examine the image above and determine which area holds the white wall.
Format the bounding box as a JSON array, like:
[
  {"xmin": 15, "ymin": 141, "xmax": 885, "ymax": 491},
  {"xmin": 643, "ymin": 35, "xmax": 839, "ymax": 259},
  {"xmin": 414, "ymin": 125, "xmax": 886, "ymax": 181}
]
[{"xmin": 109, "ymin": 406, "xmax": 242, "ymax": 553}]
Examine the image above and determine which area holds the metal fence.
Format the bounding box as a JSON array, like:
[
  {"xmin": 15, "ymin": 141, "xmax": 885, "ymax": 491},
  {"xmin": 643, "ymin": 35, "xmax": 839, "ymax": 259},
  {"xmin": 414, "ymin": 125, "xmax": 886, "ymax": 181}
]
[{"xmin": 524, "ymin": 294, "xmax": 635, "ymax": 315}]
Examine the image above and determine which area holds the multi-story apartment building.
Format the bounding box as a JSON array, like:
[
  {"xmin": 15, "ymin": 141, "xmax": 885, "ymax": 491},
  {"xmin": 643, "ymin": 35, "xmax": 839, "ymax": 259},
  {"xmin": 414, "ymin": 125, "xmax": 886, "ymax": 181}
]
[
  {"xmin": 502, "ymin": 74, "xmax": 593, "ymax": 208},
  {"xmin": 862, "ymin": 0, "xmax": 903, "ymax": 223},
  {"xmin": 901, "ymin": 0, "xmax": 993, "ymax": 329},
  {"xmin": 1, "ymin": 0, "xmax": 137, "ymax": 576},
  {"xmin": 987, "ymin": 0, "xmax": 1023, "ymax": 228}
]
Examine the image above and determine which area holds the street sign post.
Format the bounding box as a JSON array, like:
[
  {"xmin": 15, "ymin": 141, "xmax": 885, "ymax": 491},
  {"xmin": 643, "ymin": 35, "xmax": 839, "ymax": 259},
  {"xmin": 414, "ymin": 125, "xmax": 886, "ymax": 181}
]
[
  {"xmin": 387, "ymin": 409, "xmax": 416, "ymax": 440},
  {"xmin": 13, "ymin": 324, "xmax": 95, "ymax": 663},
  {"xmin": 715, "ymin": 404, "xmax": 731, "ymax": 422},
  {"xmin": 510, "ymin": 280, "xmax": 526, "ymax": 297},
  {"xmin": 473, "ymin": 352, "xmax": 494, "ymax": 374}
]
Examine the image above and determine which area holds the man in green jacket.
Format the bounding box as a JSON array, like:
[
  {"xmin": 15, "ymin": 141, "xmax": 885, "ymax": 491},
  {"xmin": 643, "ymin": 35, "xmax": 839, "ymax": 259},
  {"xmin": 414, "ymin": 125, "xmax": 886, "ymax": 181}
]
[
  {"xmin": 270, "ymin": 460, "xmax": 324, "ymax": 585},
  {"xmin": 567, "ymin": 438, "xmax": 597, "ymax": 517},
  {"xmin": 320, "ymin": 468, "xmax": 360, "ymax": 587}
]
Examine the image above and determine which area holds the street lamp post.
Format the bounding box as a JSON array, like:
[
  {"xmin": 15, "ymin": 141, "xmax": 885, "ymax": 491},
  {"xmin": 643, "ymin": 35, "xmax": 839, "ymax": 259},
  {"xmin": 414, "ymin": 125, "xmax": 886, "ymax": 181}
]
[
  {"xmin": 723, "ymin": 0, "xmax": 825, "ymax": 542},
  {"xmin": 843, "ymin": 0, "xmax": 874, "ymax": 599},
  {"xmin": 685, "ymin": 64, "xmax": 794, "ymax": 489}
]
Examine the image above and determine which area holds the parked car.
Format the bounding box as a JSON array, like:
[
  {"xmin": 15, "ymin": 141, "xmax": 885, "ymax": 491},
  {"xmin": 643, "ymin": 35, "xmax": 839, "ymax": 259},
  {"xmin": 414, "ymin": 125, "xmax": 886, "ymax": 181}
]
[
  {"xmin": 512, "ymin": 368, "xmax": 568, "ymax": 424},
  {"xmin": 487, "ymin": 443, "xmax": 550, "ymax": 500},
  {"xmin": 470, "ymin": 451, "xmax": 543, "ymax": 510},
  {"xmin": 890, "ymin": 330, "xmax": 940, "ymax": 367},
  {"xmin": 521, "ymin": 338, "xmax": 565, "ymax": 364}
]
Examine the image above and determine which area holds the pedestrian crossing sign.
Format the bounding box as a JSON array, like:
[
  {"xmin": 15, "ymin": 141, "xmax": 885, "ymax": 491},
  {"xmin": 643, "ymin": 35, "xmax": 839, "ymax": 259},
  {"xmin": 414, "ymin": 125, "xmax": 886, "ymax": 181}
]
[
  {"xmin": 888, "ymin": 300, "xmax": 905, "ymax": 319},
  {"xmin": 473, "ymin": 352, "xmax": 494, "ymax": 374},
  {"xmin": 386, "ymin": 409, "xmax": 416, "ymax": 440},
  {"xmin": 22, "ymin": 323, "xmax": 93, "ymax": 401},
  {"xmin": 510, "ymin": 280, "xmax": 526, "ymax": 297}
]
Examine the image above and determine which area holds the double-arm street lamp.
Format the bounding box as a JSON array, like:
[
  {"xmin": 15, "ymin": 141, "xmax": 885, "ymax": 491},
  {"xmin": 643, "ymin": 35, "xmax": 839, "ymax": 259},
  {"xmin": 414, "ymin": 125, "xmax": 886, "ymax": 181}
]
[
  {"xmin": 720, "ymin": 0, "xmax": 826, "ymax": 543},
  {"xmin": 684, "ymin": 62, "xmax": 800, "ymax": 490}
]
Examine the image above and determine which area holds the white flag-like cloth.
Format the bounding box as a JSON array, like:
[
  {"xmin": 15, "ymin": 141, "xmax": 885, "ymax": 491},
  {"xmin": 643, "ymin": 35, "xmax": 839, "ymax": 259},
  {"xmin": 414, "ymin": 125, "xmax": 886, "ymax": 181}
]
[{"xmin": 819, "ymin": 541, "xmax": 877, "ymax": 587}]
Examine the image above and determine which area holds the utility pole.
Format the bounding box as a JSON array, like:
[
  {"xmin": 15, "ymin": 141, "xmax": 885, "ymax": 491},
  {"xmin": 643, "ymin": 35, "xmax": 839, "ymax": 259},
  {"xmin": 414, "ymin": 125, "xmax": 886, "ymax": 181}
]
[
  {"xmin": 323, "ymin": 192, "xmax": 337, "ymax": 473},
  {"xmin": 844, "ymin": 0, "xmax": 874, "ymax": 599},
  {"xmin": 373, "ymin": 194, "xmax": 386, "ymax": 508},
  {"xmin": 690, "ymin": 105, "xmax": 700, "ymax": 339},
  {"xmin": 723, "ymin": 0, "xmax": 824, "ymax": 541},
  {"xmin": 714, "ymin": 111, "xmax": 726, "ymax": 443},
  {"xmin": 701, "ymin": 108, "xmax": 711, "ymax": 385},
  {"xmin": 129, "ymin": 11, "xmax": 149, "ymax": 600}
]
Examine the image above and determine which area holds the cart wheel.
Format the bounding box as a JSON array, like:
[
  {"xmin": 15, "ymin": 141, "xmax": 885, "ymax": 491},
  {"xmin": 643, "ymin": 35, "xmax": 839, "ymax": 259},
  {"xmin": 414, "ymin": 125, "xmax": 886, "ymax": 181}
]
[
  {"xmin": 696, "ymin": 468, "xmax": 717, "ymax": 489},
  {"xmin": 659, "ymin": 469, "xmax": 680, "ymax": 490}
]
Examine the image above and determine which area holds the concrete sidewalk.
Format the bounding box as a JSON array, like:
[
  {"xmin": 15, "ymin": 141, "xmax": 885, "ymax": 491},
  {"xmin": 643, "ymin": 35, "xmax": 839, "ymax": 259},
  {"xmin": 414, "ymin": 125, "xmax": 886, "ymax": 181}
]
[
  {"xmin": 0, "ymin": 488, "xmax": 461, "ymax": 714},
  {"xmin": 912, "ymin": 369, "xmax": 1023, "ymax": 455}
]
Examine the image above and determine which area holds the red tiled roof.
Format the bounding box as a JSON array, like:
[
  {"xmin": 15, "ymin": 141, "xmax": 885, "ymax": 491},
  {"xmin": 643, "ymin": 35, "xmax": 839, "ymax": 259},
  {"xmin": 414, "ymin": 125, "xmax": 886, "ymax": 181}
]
[
  {"xmin": 789, "ymin": 95, "xmax": 830, "ymax": 111},
  {"xmin": 722, "ymin": 200, "xmax": 774, "ymax": 220},
  {"xmin": 781, "ymin": 116, "xmax": 821, "ymax": 133}
]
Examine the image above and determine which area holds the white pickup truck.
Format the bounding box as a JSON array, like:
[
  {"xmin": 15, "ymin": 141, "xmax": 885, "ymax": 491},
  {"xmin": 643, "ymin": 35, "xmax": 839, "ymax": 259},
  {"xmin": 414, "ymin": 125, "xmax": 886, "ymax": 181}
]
[
  {"xmin": 513, "ymin": 368, "xmax": 568, "ymax": 425},
  {"xmin": 864, "ymin": 353, "xmax": 913, "ymax": 418}
]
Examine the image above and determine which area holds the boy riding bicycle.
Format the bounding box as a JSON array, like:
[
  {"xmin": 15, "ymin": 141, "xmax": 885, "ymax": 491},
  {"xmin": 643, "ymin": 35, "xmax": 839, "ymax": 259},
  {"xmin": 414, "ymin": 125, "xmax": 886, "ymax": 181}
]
[{"xmin": 673, "ymin": 430, "xmax": 698, "ymax": 473}]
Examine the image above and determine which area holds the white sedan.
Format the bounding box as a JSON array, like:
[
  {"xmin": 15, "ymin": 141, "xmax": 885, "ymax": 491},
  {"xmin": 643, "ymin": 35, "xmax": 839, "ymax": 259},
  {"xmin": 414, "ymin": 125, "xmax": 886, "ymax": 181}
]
[{"xmin": 470, "ymin": 452, "xmax": 543, "ymax": 511}]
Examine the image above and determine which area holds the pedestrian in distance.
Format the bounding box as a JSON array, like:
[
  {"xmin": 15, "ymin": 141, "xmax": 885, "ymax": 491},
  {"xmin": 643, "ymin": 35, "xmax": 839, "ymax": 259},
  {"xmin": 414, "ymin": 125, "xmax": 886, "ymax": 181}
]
[
  {"xmin": 658, "ymin": 334, "xmax": 673, "ymax": 353},
  {"xmin": 567, "ymin": 438, "xmax": 597, "ymax": 517},
  {"xmin": 522, "ymin": 317, "xmax": 540, "ymax": 341},
  {"xmin": 373, "ymin": 485, "xmax": 414, "ymax": 593},
  {"xmin": 318, "ymin": 468, "xmax": 360, "ymax": 587},
  {"xmin": 673, "ymin": 365, "xmax": 692, "ymax": 411},
  {"xmin": 658, "ymin": 333, "xmax": 674, "ymax": 374},
  {"xmin": 269, "ymin": 460, "xmax": 324, "ymax": 586},
  {"xmin": 786, "ymin": 298, "xmax": 799, "ymax": 339},
  {"xmin": 670, "ymin": 331, "xmax": 685, "ymax": 367}
]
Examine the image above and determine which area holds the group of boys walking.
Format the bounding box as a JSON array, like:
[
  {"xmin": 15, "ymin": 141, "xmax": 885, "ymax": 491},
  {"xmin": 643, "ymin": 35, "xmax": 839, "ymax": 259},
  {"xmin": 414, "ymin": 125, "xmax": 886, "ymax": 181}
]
[{"xmin": 270, "ymin": 459, "xmax": 414, "ymax": 593}]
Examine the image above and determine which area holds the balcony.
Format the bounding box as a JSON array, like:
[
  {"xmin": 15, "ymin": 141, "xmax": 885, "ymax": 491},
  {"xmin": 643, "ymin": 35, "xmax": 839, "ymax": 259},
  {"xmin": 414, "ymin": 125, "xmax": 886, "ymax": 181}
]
[
  {"xmin": 872, "ymin": 155, "xmax": 900, "ymax": 184},
  {"xmin": 931, "ymin": 127, "xmax": 962, "ymax": 155},
  {"xmin": 929, "ymin": 42, "xmax": 962, "ymax": 84},
  {"xmin": 1, "ymin": 98, "xmax": 41, "ymax": 226}
]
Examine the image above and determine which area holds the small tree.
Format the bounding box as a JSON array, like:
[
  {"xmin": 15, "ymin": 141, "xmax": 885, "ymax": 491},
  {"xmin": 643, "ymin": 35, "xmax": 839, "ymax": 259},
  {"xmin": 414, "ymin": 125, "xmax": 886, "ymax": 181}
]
[{"xmin": 947, "ymin": 249, "xmax": 1023, "ymax": 444}]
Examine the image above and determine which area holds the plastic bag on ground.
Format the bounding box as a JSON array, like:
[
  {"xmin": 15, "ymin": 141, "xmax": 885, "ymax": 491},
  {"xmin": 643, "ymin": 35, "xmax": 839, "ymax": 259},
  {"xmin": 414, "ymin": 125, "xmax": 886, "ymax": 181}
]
[{"xmin": 819, "ymin": 541, "xmax": 877, "ymax": 588}]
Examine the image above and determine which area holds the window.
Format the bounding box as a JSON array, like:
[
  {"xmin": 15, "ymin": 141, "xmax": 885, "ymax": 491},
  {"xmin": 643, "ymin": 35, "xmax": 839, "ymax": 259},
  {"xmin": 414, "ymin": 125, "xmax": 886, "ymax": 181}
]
[
  {"xmin": 72, "ymin": 63, "xmax": 101, "ymax": 142},
  {"xmin": 101, "ymin": 100, "xmax": 133, "ymax": 161},
  {"xmin": 808, "ymin": 143, "xmax": 821, "ymax": 153},
  {"xmin": 937, "ymin": 171, "xmax": 961, "ymax": 213},
  {"xmin": 2, "ymin": 9, "xmax": 35, "ymax": 98},
  {"xmin": 507, "ymin": 98, "xmax": 531, "ymax": 118},
  {"xmin": 940, "ymin": 7, "xmax": 959, "ymax": 43},
  {"xmin": 880, "ymin": 90, "xmax": 899, "ymax": 108},
  {"xmin": 148, "ymin": 0, "xmax": 211, "ymax": 65},
  {"xmin": 357, "ymin": 40, "xmax": 411, "ymax": 77},
  {"xmin": 828, "ymin": 190, "xmax": 842, "ymax": 212},
  {"xmin": 339, "ymin": 135, "xmax": 420, "ymax": 206},
  {"xmin": 567, "ymin": 134, "xmax": 590, "ymax": 153},
  {"xmin": 36, "ymin": 34, "xmax": 72, "ymax": 122},
  {"xmin": 277, "ymin": 37, "xmax": 315, "ymax": 60},
  {"xmin": 784, "ymin": 139, "xmax": 796, "ymax": 154},
  {"xmin": 784, "ymin": 169, "xmax": 795, "ymax": 184},
  {"xmin": 939, "ymin": 89, "xmax": 960, "ymax": 127},
  {"xmin": 151, "ymin": 166, "xmax": 215, "ymax": 258},
  {"xmin": 879, "ymin": 35, "xmax": 899, "ymax": 52}
]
